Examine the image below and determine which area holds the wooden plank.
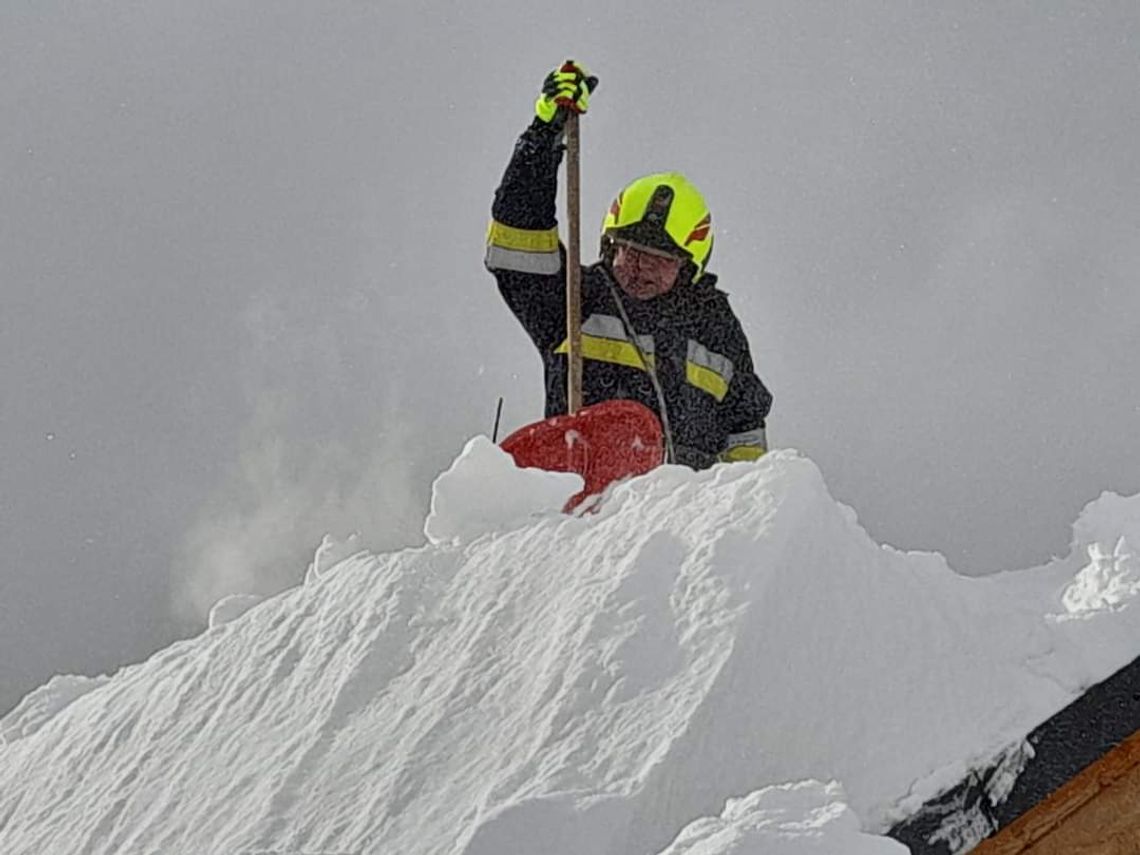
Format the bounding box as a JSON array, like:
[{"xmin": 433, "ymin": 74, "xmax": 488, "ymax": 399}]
[{"xmin": 972, "ymin": 728, "xmax": 1140, "ymax": 854}]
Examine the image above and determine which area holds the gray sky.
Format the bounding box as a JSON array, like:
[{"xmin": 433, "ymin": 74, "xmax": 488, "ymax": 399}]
[{"xmin": 3, "ymin": 1, "xmax": 1139, "ymax": 716}]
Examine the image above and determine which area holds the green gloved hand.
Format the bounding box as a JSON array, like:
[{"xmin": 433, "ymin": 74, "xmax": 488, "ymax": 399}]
[{"xmin": 534, "ymin": 60, "xmax": 599, "ymax": 124}]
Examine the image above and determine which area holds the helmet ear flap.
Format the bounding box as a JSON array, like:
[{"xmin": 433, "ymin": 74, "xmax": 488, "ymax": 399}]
[
  {"xmin": 600, "ymin": 233, "xmax": 616, "ymax": 266},
  {"xmin": 677, "ymin": 259, "xmax": 699, "ymax": 288},
  {"xmin": 691, "ymin": 233, "xmax": 712, "ymax": 284}
]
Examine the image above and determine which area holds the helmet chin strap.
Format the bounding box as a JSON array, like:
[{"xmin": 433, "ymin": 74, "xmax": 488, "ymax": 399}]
[{"xmin": 600, "ymin": 266, "xmax": 677, "ymax": 465}]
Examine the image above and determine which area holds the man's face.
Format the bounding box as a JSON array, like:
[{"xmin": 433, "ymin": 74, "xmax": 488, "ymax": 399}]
[{"xmin": 610, "ymin": 240, "xmax": 685, "ymax": 300}]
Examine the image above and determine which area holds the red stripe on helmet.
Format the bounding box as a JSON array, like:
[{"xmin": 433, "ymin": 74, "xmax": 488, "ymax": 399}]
[
  {"xmin": 684, "ymin": 214, "xmax": 711, "ymax": 246},
  {"xmin": 609, "ymin": 192, "xmax": 623, "ymax": 221}
]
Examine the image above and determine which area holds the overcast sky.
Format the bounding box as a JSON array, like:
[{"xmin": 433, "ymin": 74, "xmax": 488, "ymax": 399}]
[{"xmin": 3, "ymin": 1, "xmax": 1139, "ymax": 716}]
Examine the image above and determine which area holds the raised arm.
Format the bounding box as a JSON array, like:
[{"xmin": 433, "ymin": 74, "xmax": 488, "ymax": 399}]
[{"xmin": 484, "ymin": 63, "xmax": 596, "ymax": 353}]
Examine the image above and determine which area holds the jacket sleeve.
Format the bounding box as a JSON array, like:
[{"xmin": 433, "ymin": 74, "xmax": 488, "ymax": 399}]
[
  {"xmin": 484, "ymin": 119, "xmax": 568, "ymax": 353},
  {"xmin": 716, "ymin": 303, "xmax": 773, "ymax": 462}
]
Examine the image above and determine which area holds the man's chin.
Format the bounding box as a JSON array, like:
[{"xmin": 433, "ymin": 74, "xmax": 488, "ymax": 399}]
[{"xmin": 620, "ymin": 281, "xmax": 665, "ymax": 300}]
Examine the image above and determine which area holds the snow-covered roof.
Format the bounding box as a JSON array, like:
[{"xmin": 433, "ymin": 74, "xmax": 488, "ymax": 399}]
[{"xmin": 3, "ymin": 442, "xmax": 1139, "ymax": 854}]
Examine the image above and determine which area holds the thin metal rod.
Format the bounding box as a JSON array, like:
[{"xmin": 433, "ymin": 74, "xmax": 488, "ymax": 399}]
[{"xmin": 492, "ymin": 396, "xmax": 504, "ymax": 443}]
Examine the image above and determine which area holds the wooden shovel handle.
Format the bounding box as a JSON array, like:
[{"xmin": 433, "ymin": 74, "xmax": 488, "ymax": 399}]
[{"xmin": 565, "ymin": 110, "xmax": 583, "ymax": 415}]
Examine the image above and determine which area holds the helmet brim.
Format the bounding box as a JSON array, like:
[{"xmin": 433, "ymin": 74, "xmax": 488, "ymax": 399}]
[{"xmin": 603, "ymin": 221, "xmax": 691, "ymax": 261}]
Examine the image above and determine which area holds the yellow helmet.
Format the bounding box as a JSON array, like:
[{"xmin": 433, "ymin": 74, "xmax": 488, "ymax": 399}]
[{"xmin": 601, "ymin": 172, "xmax": 714, "ymax": 282}]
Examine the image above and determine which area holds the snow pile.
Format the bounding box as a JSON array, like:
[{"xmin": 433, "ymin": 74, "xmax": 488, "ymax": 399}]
[
  {"xmin": 1, "ymin": 443, "xmax": 1139, "ymax": 855},
  {"xmin": 0, "ymin": 674, "xmax": 110, "ymax": 744},
  {"xmin": 423, "ymin": 435, "xmax": 583, "ymax": 544},
  {"xmin": 659, "ymin": 781, "xmax": 906, "ymax": 854},
  {"xmin": 304, "ymin": 531, "xmax": 367, "ymax": 584},
  {"xmin": 1055, "ymin": 492, "xmax": 1140, "ymax": 617},
  {"xmin": 207, "ymin": 593, "xmax": 265, "ymax": 628},
  {"xmin": 1061, "ymin": 538, "xmax": 1139, "ymax": 615}
]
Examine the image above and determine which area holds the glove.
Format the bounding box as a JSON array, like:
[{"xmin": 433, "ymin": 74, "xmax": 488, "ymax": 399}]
[{"xmin": 534, "ymin": 60, "xmax": 598, "ymax": 124}]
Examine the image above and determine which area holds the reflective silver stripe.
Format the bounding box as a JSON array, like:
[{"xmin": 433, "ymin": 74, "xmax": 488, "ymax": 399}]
[
  {"xmin": 724, "ymin": 426, "xmax": 767, "ymax": 450},
  {"xmin": 485, "ymin": 244, "xmax": 563, "ymax": 275},
  {"xmin": 582, "ymin": 314, "xmax": 655, "ymax": 355},
  {"xmin": 687, "ymin": 341, "xmax": 735, "ymax": 386}
]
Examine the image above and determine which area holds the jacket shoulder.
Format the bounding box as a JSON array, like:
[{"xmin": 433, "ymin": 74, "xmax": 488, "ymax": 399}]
[{"xmin": 688, "ymin": 274, "xmax": 738, "ymax": 318}]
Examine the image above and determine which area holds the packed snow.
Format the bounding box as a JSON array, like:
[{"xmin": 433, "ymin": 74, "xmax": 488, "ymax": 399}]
[
  {"xmin": 424, "ymin": 436, "xmax": 584, "ymax": 545},
  {"xmin": 207, "ymin": 593, "xmax": 266, "ymax": 629},
  {"xmin": 2, "ymin": 442, "xmax": 1139, "ymax": 855},
  {"xmin": 0, "ymin": 674, "xmax": 110, "ymax": 744}
]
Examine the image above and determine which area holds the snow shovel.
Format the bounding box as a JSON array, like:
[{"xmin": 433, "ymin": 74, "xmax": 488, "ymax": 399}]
[
  {"xmin": 501, "ymin": 399, "xmax": 664, "ymax": 512},
  {"xmin": 500, "ymin": 69, "xmax": 665, "ymax": 509}
]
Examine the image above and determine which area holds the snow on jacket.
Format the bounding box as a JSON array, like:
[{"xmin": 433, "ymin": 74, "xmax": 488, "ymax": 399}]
[{"xmin": 484, "ymin": 119, "xmax": 772, "ymax": 469}]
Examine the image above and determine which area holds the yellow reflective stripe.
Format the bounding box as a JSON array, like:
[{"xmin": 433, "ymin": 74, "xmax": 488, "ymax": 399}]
[
  {"xmin": 685, "ymin": 341, "xmax": 734, "ymax": 401},
  {"xmin": 486, "ymin": 220, "xmax": 560, "ymax": 253},
  {"xmin": 719, "ymin": 444, "xmax": 766, "ymax": 462},
  {"xmin": 721, "ymin": 426, "xmax": 767, "ymax": 462},
  {"xmin": 687, "ymin": 341, "xmax": 734, "ymax": 383},
  {"xmin": 556, "ymin": 314, "xmax": 656, "ymax": 371},
  {"xmin": 556, "ymin": 334, "xmax": 656, "ymax": 371},
  {"xmin": 686, "ymin": 361, "xmax": 730, "ymax": 401}
]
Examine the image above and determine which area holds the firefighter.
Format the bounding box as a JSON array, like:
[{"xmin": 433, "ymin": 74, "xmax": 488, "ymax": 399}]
[{"xmin": 485, "ymin": 61, "xmax": 772, "ymax": 468}]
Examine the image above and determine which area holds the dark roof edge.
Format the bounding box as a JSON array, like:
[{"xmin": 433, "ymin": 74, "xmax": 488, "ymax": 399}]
[{"xmin": 887, "ymin": 651, "xmax": 1140, "ymax": 853}]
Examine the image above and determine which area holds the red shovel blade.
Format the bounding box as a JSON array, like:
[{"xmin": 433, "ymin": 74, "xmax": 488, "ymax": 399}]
[{"xmin": 500, "ymin": 400, "xmax": 665, "ymax": 512}]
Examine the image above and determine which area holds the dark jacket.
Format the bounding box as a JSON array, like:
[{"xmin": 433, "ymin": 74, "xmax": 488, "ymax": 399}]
[{"xmin": 485, "ymin": 119, "xmax": 772, "ymax": 468}]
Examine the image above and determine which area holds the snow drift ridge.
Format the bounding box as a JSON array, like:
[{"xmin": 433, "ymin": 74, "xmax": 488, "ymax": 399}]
[{"xmin": 2, "ymin": 443, "xmax": 1139, "ymax": 855}]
